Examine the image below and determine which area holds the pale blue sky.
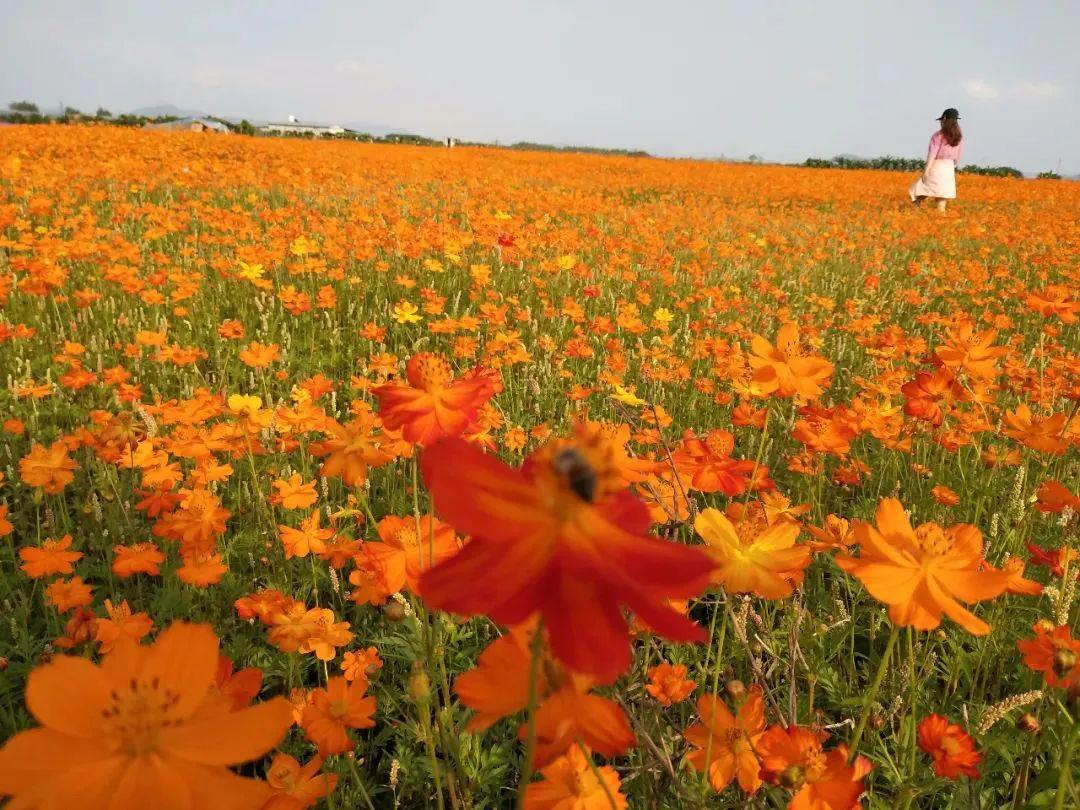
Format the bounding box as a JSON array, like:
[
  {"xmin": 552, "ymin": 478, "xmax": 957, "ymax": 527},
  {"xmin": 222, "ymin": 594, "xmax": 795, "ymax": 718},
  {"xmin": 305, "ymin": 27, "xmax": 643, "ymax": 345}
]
[{"xmin": 2, "ymin": 1, "xmax": 1077, "ymax": 173}]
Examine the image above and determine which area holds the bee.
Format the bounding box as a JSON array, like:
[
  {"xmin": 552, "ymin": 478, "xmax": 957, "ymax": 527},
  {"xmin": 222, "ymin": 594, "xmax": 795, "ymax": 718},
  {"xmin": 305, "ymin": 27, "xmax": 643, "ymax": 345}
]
[{"xmin": 552, "ymin": 447, "xmax": 597, "ymax": 502}]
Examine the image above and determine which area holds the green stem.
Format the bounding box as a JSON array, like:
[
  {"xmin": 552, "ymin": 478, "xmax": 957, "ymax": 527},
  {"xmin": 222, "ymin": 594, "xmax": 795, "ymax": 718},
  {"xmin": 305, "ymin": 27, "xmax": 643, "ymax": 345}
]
[
  {"xmin": 1054, "ymin": 710, "xmax": 1079, "ymax": 810},
  {"xmin": 848, "ymin": 623, "xmax": 900, "ymax": 763},
  {"xmin": 516, "ymin": 622, "xmax": 546, "ymax": 809}
]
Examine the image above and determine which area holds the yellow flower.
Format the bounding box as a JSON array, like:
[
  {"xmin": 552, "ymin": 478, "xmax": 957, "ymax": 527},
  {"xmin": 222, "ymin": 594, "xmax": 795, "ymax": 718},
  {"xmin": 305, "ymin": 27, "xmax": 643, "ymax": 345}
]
[
  {"xmin": 289, "ymin": 235, "xmax": 317, "ymax": 257},
  {"xmin": 392, "ymin": 301, "xmax": 423, "ymax": 324},
  {"xmin": 611, "ymin": 385, "xmax": 646, "ymax": 406},
  {"xmin": 227, "ymin": 394, "xmax": 263, "ymax": 417},
  {"xmin": 237, "ymin": 261, "xmax": 264, "ymax": 281},
  {"xmin": 423, "ymin": 258, "xmax": 445, "ymax": 273},
  {"xmin": 652, "ymin": 308, "xmax": 675, "ymax": 326},
  {"xmin": 556, "ymin": 254, "xmax": 577, "ymax": 270}
]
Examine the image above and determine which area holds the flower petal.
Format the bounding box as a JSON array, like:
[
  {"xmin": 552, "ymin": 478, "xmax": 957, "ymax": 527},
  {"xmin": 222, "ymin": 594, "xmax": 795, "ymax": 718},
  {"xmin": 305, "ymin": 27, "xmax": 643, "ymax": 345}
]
[{"xmin": 161, "ymin": 697, "xmax": 293, "ymax": 766}]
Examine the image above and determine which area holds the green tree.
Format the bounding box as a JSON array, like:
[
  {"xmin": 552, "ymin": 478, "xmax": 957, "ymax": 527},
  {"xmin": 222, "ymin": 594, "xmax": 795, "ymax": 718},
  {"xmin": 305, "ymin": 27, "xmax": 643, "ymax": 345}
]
[
  {"xmin": 8, "ymin": 100, "xmax": 38, "ymax": 113},
  {"xmin": 95, "ymin": 107, "xmax": 112, "ymax": 118}
]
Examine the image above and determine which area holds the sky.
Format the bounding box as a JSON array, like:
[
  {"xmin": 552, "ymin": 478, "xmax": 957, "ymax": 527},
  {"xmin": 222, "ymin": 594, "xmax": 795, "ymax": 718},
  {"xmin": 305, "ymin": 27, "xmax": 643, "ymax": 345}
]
[{"xmin": 2, "ymin": 1, "xmax": 1078, "ymax": 174}]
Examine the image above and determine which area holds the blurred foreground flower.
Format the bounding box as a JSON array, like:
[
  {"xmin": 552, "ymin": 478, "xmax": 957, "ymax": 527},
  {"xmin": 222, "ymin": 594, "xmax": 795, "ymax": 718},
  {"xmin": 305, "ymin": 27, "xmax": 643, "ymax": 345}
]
[
  {"xmin": 0, "ymin": 621, "xmax": 292, "ymax": 809},
  {"xmin": 418, "ymin": 436, "xmax": 712, "ymax": 681}
]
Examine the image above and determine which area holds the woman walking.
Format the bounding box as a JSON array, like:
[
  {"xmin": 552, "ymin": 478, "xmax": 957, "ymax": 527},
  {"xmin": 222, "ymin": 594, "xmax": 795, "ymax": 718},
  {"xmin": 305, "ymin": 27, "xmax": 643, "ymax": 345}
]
[{"xmin": 910, "ymin": 108, "xmax": 963, "ymax": 212}]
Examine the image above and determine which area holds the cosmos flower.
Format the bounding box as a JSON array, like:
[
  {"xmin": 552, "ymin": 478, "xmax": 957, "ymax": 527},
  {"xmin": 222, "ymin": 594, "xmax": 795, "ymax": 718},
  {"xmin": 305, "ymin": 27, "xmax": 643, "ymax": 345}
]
[
  {"xmin": 917, "ymin": 714, "xmax": 981, "ymax": 779},
  {"xmin": 418, "ymin": 437, "xmax": 712, "ymax": 681},
  {"xmin": 0, "ymin": 622, "xmax": 292, "ymax": 809}
]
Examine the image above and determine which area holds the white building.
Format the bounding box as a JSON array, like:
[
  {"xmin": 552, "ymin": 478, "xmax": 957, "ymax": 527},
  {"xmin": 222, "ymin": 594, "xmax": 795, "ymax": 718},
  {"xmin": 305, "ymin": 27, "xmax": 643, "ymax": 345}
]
[{"xmin": 261, "ymin": 119, "xmax": 345, "ymax": 137}]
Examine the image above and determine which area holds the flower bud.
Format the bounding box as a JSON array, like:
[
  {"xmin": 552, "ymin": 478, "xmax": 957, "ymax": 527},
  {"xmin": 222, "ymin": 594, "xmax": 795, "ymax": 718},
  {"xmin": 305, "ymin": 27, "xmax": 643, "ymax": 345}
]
[
  {"xmin": 409, "ymin": 668, "xmax": 431, "ymax": 704},
  {"xmin": 1053, "ymin": 648, "xmax": 1077, "ymax": 678},
  {"xmin": 383, "ymin": 601, "xmax": 407, "ymax": 622},
  {"xmin": 725, "ymin": 680, "xmax": 746, "ymax": 702},
  {"xmin": 779, "ymin": 765, "xmax": 806, "ymax": 791},
  {"xmin": 1016, "ymin": 713, "xmax": 1040, "ymax": 734},
  {"xmin": 1034, "ymin": 618, "xmax": 1055, "ymax": 634}
]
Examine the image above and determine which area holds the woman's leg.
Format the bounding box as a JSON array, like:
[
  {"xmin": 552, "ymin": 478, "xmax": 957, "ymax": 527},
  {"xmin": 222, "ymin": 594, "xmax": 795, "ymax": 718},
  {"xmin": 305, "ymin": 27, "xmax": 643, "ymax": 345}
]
[{"xmin": 935, "ymin": 198, "xmax": 947, "ymax": 212}]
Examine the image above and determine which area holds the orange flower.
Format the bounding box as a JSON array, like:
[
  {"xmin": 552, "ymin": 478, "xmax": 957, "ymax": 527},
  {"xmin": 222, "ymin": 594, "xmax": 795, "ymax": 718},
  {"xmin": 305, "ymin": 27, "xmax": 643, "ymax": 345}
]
[
  {"xmin": 300, "ymin": 676, "xmax": 376, "ymax": 755},
  {"xmin": 44, "ymin": 575, "xmax": 94, "ymax": 612},
  {"xmin": 269, "ymin": 474, "xmax": 319, "ymax": 510},
  {"xmin": 1034, "ymin": 479, "xmax": 1080, "ymax": 513},
  {"xmin": 0, "ymin": 505, "xmax": 12, "ymax": 537},
  {"xmin": 757, "ymin": 725, "xmax": 864, "ymax": 810},
  {"xmin": 901, "ymin": 368, "xmax": 962, "ymax": 426},
  {"xmin": 670, "ymin": 429, "xmax": 759, "ymax": 495},
  {"xmin": 806, "ymin": 515, "xmax": 855, "ymax": 553},
  {"xmin": 749, "ymin": 323, "xmax": 834, "ymax": 399},
  {"xmin": 930, "ymin": 484, "xmax": 960, "ymax": 506},
  {"xmin": 279, "ymin": 511, "xmax": 334, "ymax": 559},
  {"xmin": 19, "ymin": 441, "xmax": 78, "ymax": 494},
  {"xmin": 917, "ymin": 714, "xmax": 981, "ymax": 779},
  {"xmin": 93, "ymin": 599, "xmax": 154, "ymax": 652},
  {"xmin": 455, "ymin": 623, "xmax": 634, "ymax": 766},
  {"xmin": 419, "ymin": 437, "xmax": 711, "ymax": 681},
  {"xmin": 523, "ymin": 745, "xmax": 628, "ymax": 810},
  {"xmin": 310, "ymin": 415, "xmax": 391, "ymax": 487},
  {"xmin": 836, "ymin": 498, "xmax": 1013, "ymax": 635},
  {"xmin": 19, "ymin": 534, "xmax": 82, "ymax": 578},
  {"xmin": 341, "ymin": 646, "xmax": 383, "ymax": 682},
  {"xmin": 372, "ymin": 353, "xmax": 496, "ymax": 445},
  {"xmin": 349, "ymin": 515, "xmax": 460, "ymax": 604},
  {"xmin": 645, "ymin": 662, "xmax": 696, "ymax": 707},
  {"xmin": 177, "ymin": 551, "xmax": 229, "ymax": 586},
  {"xmin": 0, "ymin": 621, "xmax": 292, "ymax": 808},
  {"xmin": 1017, "ymin": 623, "xmax": 1080, "ymax": 689},
  {"xmin": 54, "ymin": 606, "xmax": 97, "ymax": 650},
  {"xmin": 263, "ymin": 753, "xmax": 338, "ymax": 810},
  {"xmin": 239, "ymin": 340, "xmax": 281, "ymax": 368},
  {"xmin": 695, "ymin": 507, "xmax": 809, "ymax": 599},
  {"xmin": 111, "ymin": 542, "xmax": 166, "ymax": 578},
  {"xmin": 934, "ymin": 324, "xmax": 1005, "ymax": 380},
  {"xmin": 1001, "ymin": 405, "xmax": 1068, "ymax": 454},
  {"xmin": 215, "ymin": 654, "xmax": 264, "ymax": 710},
  {"xmin": 298, "ymin": 609, "xmax": 354, "ymax": 661},
  {"xmin": 684, "ymin": 685, "xmax": 766, "ymax": 794}
]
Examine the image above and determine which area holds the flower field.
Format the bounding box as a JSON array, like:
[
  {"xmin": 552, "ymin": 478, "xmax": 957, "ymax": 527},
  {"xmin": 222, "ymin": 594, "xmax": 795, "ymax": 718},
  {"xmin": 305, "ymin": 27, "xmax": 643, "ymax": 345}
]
[{"xmin": 0, "ymin": 124, "xmax": 1078, "ymax": 808}]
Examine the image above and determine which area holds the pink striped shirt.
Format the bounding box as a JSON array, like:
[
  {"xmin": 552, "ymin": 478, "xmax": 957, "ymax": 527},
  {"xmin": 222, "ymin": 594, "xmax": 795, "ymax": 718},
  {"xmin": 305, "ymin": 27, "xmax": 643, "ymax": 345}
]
[{"xmin": 927, "ymin": 131, "xmax": 962, "ymax": 164}]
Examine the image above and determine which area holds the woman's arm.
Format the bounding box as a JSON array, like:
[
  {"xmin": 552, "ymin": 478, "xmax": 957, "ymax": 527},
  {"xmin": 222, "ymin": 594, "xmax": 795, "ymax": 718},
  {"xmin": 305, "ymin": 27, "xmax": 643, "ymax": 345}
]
[{"xmin": 923, "ymin": 134, "xmax": 937, "ymax": 177}]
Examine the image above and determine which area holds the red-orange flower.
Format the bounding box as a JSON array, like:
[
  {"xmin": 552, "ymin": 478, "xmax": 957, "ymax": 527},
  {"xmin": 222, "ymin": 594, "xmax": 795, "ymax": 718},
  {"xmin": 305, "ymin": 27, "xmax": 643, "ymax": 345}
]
[
  {"xmin": 419, "ymin": 437, "xmax": 712, "ymax": 681},
  {"xmin": 0, "ymin": 621, "xmax": 292, "ymax": 809},
  {"xmin": 670, "ymin": 429, "xmax": 759, "ymax": 495},
  {"xmin": 1017, "ymin": 622, "xmax": 1080, "ymax": 689},
  {"xmin": 372, "ymin": 353, "xmax": 496, "ymax": 445},
  {"xmin": 917, "ymin": 714, "xmax": 981, "ymax": 779}
]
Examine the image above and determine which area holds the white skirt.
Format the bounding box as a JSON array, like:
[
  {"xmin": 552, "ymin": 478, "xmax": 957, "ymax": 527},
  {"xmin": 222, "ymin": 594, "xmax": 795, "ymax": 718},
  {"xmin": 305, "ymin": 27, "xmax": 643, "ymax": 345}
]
[{"xmin": 909, "ymin": 159, "xmax": 956, "ymax": 200}]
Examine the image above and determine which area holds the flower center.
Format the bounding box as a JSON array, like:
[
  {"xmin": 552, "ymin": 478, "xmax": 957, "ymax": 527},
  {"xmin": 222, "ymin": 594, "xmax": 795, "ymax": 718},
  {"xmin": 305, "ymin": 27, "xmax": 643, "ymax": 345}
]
[
  {"xmin": 914, "ymin": 523, "xmax": 951, "ymax": 556},
  {"xmin": 101, "ymin": 677, "xmax": 182, "ymax": 756},
  {"xmin": 804, "ymin": 748, "xmax": 827, "ymax": 781},
  {"xmin": 408, "ymin": 354, "xmax": 453, "ymax": 390}
]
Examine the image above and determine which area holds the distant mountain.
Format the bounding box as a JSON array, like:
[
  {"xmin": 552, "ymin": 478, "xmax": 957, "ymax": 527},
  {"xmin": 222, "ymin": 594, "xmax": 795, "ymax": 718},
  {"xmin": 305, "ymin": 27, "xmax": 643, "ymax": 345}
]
[{"xmin": 128, "ymin": 104, "xmax": 208, "ymax": 119}]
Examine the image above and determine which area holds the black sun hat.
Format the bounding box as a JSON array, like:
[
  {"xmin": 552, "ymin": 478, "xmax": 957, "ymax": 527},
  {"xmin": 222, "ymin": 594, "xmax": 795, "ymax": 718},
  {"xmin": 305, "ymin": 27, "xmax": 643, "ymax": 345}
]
[{"xmin": 937, "ymin": 108, "xmax": 960, "ymax": 121}]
